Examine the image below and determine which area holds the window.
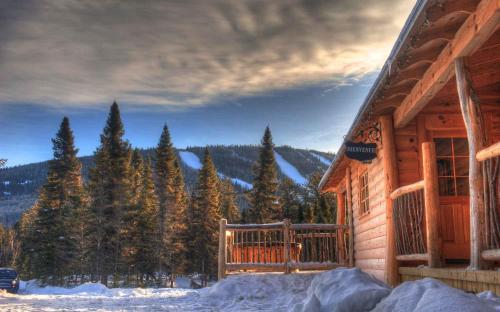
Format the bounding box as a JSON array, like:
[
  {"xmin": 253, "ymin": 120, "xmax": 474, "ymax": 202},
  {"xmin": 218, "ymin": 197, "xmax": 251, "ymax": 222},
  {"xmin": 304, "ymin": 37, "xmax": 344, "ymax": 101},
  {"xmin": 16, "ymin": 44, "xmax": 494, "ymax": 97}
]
[
  {"xmin": 359, "ymin": 171, "xmax": 369, "ymax": 214},
  {"xmin": 434, "ymin": 138, "xmax": 469, "ymax": 196}
]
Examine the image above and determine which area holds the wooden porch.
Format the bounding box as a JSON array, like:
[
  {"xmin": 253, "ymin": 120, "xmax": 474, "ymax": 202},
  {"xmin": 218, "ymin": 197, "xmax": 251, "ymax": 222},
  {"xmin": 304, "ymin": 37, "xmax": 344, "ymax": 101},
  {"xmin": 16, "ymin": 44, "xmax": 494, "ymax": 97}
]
[{"xmin": 217, "ymin": 219, "xmax": 354, "ymax": 279}]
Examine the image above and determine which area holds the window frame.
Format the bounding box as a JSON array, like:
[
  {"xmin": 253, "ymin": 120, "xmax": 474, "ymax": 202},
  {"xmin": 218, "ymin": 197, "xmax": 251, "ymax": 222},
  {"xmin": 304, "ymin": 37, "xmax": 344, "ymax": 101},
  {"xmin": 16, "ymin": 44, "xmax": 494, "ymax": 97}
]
[
  {"xmin": 434, "ymin": 137, "xmax": 469, "ymax": 196},
  {"xmin": 358, "ymin": 170, "xmax": 370, "ymax": 215}
]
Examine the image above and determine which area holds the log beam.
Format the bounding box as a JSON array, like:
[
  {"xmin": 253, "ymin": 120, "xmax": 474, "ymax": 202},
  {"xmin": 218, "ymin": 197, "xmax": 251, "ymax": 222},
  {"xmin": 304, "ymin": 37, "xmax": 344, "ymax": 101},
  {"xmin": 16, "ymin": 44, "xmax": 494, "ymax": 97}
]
[
  {"xmin": 455, "ymin": 57, "xmax": 488, "ymax": 270},
  {"xmin": 394, "ymin": 0, "xmax": 500, "ymax": 128},
  {"xmin": 345, "ymin": 167, "xmax": 354, "ymax": 268},
  {"xmin": 422, "ymin": 142, "xmax": 443, "ymax": 268},
  {"xmin": 336, "ymin": 192, "xmax": 347, "ymax": 263},
  {"xmin": 380, "ymin": 115, "xmax": 400, "ymax": 286},
  {"xmin": 218, "ymin": 219, "xmax": 227, "ymax": 280}
]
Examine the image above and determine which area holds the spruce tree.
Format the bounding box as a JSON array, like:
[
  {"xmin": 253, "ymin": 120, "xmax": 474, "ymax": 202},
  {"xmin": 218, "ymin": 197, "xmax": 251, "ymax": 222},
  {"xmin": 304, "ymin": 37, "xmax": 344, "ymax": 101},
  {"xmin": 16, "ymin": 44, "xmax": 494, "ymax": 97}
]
[
  {"xmin": 189, "ymin": 148, "xmax": 222, "ymax": 276},
  {"xmin": 88, "ymin": 102, "xmax": 132, "ymax": 285},
  {"xmin": 220, "ymin": 179, "xmax": 240, "ymax": 223},
  {"xmin": 29, "ymin": 117, "xmax": 86, "ymax": 284},
  {"xmin": 248, "ymin": 127, "xmax": 280, "ymax": 223},
  {"xmin": 155, "ymin": 125, "xmax": 189, "ymax": 274},
  {"xmin": 303, "ymin": 171, "xmax": 336, "ymax": 224},
  {"xmin": 131, "ymin": 159, "xmax": 159, "ymax": 284},
  {"xmin": 278, "ymin": 177, "xmax": 302, "ymax": 222}
]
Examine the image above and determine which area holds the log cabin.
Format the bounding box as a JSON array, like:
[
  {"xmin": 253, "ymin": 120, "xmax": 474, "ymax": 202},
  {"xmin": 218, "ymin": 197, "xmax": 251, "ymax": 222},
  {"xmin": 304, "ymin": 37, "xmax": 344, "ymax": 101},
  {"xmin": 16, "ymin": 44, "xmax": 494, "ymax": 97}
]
[{"xmin": 318, "ymin": 0, "xmax": 500, "ymax": 293}]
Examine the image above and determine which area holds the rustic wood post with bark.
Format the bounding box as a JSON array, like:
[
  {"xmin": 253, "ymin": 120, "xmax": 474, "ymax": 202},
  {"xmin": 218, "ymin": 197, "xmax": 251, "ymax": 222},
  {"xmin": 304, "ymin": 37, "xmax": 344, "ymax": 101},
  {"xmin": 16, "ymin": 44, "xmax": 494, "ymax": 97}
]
[
  {"xmin": 380, "ymin": 115, "xmax": 400, "ymax": 286},
  {"xmin": 336, "ymin": 192, "xmax": 346, "ymax": 264},
  {"xmin": 218, "ymin": 218, "xmax": 227, "ymax": 280},
  {"xmin": 422, "ymin": 142, "xmax": 443, "ymax": 268},
  {"xmin": 346, "ymin": 167, "xmax": 354, "ymax": 268},
  {"xmin": 283, "ymin": 219, "xmax": 291, "ymax": 273},
  {"xmin": 455, "ymin": 57, "xmax": 487, "ymax": 270}
]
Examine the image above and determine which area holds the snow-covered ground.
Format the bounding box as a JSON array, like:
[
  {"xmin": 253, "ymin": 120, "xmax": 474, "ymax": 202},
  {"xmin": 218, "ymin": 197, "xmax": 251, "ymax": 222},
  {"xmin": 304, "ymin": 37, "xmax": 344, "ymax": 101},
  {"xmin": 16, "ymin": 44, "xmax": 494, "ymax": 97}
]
[
  {"xmin": 2, "ymin": 268, "xmax": 500, "ymax": 311},
  {"xmin": 178, "ymin": 150, "xmax": 203, "ymax": 170},
  {"xmin": 274, "ymin": 152, "xmax": 307, "ymax": 185}
]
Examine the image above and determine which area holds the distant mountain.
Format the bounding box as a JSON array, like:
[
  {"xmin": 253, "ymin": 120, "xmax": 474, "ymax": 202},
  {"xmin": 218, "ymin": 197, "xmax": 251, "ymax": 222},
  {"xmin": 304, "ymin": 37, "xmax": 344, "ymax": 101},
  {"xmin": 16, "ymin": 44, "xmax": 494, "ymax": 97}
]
[{"xmin": 0, "ymin": 145, "xmax": 334, "ymax": 226}]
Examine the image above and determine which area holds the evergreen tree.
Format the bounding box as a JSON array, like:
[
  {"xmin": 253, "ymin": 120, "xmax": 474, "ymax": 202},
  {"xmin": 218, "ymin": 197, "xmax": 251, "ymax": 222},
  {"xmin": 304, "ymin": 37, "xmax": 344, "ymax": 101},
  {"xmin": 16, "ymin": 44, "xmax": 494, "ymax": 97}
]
[
  {"xmin": 27, "ymin": 117, "xmax": 86, "ymax": 284},
  {"xmin": 16, "ymin": 205, "xmax": 40, "ymax": 279},
  {"xmin": 155, "ymin": 124, "xmax": 189, "ymax": 274},
  {"xmin": 189, "ymin": 148, "xmax": 222, "ymax": 276},
  {"xmin": 303, "ymin": 171, "xmax": 336, "ymax": 224},
  {"xmin": 220, "ymin": 179, "xmax": 241, "ymax": 223},
  {"xmin": 248, "ymin": 127, "xmax": 280, "ymax": 223},
  {"xmin": 278, "ymin": 177, "xmax": 302, "ymax": 222},
  {"xmin": 88, "ymin": 102, "xmax": 132, "ymax": 285},
  {"xmin": 130, "ymin": 160, "xmax": 159, "ymax": 284}
]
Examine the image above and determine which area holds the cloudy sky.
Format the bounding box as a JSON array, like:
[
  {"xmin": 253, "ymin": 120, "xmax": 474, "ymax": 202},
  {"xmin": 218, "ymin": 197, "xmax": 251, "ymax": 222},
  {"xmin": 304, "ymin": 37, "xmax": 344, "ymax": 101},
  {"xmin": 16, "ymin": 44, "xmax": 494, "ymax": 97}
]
[{"xmin": 0, "ymin": 0, "xmax": 414, "ymax": 166}]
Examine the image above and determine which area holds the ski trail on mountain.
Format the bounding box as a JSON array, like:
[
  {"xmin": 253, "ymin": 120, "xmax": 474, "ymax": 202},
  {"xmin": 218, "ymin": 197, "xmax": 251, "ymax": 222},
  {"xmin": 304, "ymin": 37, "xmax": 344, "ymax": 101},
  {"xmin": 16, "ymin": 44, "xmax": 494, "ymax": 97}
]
[
  {"xmin": 179, "ymin": 150, "xmax": 252, "ymax": 189},
  {"xmin": 309, "ymin": 151, "xmax": 331, "ymax": 166},
  {"xmin": 274, "ymin": 152, "xmax": 307, "ymax": 185}
]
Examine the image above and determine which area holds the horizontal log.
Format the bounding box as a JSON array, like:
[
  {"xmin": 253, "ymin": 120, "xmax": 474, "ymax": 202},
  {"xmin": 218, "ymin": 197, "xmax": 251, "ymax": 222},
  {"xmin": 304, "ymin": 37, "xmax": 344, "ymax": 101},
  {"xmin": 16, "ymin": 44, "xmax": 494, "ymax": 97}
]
[
  {"xmin": 476, "ymin": 141, "xmax": 500, "ymax": 161},
  {"xmin": 226, "ymin": 263, "xmax": 285, "ymax": 271},
  {"xmin": 226, "ymin": 223, "xmax": 284, "ymax": 230},
  {"xmin": 390, "ymin": 180, "xmax": 424, "ymax": 199},
  {"xmin": 396, "ymin": 253, "xmax": 429, "ymax": 261},
  {"xmin": 290, "ymin": 262, "xmax": 344, "ymax": 271},
  {"xmin": 291, "ymin": 224, "xmax": 348, "ymax": 231},
  {"xmin": 481, "ymin": 248, "xmax": 500, "ymax": 261},
  {"xmin": 295, "ymin": 233, "xmax": 337, "ymax": 239}
]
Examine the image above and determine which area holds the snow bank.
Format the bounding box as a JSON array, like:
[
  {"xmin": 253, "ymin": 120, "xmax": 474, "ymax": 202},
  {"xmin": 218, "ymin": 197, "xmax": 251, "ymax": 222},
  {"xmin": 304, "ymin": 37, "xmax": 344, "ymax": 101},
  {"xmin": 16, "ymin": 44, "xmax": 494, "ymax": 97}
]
[
  {"xmin": 22, "ymin": 280, "xmax": 109, "ymax": 296},
  {"xmin": 201, "ymin": 273, "xmax": 316, "ymax": 311},
  {"xmin": 179, "ymin": 150, "xmax": 203, "ymax": 170},
  {"xmin": 274, "ymin": 152, "xmax": 307, "ymax": 185},
  {"xmin": 292, "ymin": 268, "xmax": 391, "ymax": 312},
  {"xmin": 373, "ymin": 278, "xmax": 496, "ymax": 312},
  {"xmin": 310, "ymin": 151, "xmax": 331, "ymax": 166}
]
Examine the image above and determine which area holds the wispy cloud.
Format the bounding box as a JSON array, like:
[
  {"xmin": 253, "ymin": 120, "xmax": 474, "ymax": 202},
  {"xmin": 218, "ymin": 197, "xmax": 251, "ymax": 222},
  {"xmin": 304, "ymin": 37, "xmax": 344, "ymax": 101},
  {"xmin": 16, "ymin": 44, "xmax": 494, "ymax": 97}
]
[{"xmin": 0, "ymin": 0, "xmax": 413, "ymax": 108}]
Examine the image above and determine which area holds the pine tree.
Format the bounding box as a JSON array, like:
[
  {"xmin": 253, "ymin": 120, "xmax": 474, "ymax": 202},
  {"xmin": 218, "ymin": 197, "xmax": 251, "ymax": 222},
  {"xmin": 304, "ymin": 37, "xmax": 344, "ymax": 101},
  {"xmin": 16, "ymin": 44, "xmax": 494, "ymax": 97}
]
[
  {"xmin": 16, "ymin": 205, "xmax": 40, "ymax": 279},
  {"xmin": 189, "ymin": 148, "xmax": 222, "ymax": 276},
  {"xmin": 220, "ymin": 179, "xmax": 241, "ymax": 223},
  {"xmin": 303, "ymin": 171, "xmax": 336, "ymax": 224},
  {"xmin": 28, "ymin": 117, "xmax": 86, "ymax": 284},
  {"xmin": 88, "ymin": 102, "xmax": 132, "ymax": 285},
  {"xmin": 131, "ymin": 159, "xmax": 159, "ymax": 284},
  {"xmin": 278, "ymin": 177, "xmax": 302, "ymax": 222},
  {"xmin": 155, "ymin": 124, "xmax": 189, "ymax": 274},
  {"xmin": 248, "ymin": 127, "xmax": 281, "ymax": 223}
]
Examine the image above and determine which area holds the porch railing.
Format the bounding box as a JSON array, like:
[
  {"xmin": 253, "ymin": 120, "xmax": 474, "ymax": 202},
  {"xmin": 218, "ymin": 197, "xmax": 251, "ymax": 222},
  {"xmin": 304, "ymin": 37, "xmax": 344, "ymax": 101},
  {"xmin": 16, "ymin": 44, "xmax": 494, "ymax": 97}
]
[
  {"xmin": 477, "ymin": 142, "xmax": 500, "ymax": 261},
  {"xmin": 218, "ymin": 219, "xmax": 352, "ymax": 279},
  {"xmin": 391, "ymin": 180, "xmax": 427, "ymax": 261},
  {"xmin": 390, "ymin": 142, "xmax": 442, "ymax": 267}
]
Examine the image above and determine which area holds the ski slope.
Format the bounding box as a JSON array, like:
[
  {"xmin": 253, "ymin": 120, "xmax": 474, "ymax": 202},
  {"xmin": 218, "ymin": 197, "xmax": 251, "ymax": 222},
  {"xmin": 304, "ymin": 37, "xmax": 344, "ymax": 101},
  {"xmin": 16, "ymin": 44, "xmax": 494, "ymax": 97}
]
[
  {"xmin": 310, "ymin": 151, "xmax": 331, "ymax": 166},
  {"xmin": 274, "ymin": 152, "xmax": 308, "ymax": 185},
  {"xmin": 180, "ymin": 150, "xmax": 252, "ymax": 189}
]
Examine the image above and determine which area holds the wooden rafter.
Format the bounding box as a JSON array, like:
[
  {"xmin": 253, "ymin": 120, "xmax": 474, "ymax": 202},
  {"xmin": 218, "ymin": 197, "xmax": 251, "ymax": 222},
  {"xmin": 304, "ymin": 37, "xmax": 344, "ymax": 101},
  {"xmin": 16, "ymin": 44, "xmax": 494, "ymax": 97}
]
[
  {"xmin": 425, "ymin": 0, "xmax": 479, "ymax": 24},
  {"xmin": 394, "ymin": 0, "xmax": 500, "ymax": 128}
]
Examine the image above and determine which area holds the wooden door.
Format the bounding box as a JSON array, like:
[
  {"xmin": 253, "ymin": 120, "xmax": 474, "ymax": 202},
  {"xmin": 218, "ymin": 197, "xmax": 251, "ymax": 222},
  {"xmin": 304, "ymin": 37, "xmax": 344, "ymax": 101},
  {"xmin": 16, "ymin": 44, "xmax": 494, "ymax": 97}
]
[{"xmin": 434, "ymin": 137, "xmax": 470, "ymax": 261}]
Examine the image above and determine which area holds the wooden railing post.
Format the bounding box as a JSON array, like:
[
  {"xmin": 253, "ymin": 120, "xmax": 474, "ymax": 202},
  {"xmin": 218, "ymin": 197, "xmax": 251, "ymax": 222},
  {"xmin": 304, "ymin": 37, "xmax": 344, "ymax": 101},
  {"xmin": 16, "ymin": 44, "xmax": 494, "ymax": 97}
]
[
  {"xmin": 456, "ymin": 58, "xmax": 487, "ymax": 270},
  {"xmin": 218, "ymin": 219, "xmax": 227, "ymax": 280},
  {"xmin": 283, "ymin": 219, "xmax": 291, "ymax": 274},
  {"xmin": 380, "ymin": 115, "xmax": 400, "ymax": 286},
  {"xmin": 346, "ymin": 167, "xmax": 354, "ymax": 268},
  {"xmin": 337, "ymin": 192, "xmax": 346, "ymax": 264},
  {"xmin": 422, "ymin": 142, "xmax": 443, "ymax": 268}
]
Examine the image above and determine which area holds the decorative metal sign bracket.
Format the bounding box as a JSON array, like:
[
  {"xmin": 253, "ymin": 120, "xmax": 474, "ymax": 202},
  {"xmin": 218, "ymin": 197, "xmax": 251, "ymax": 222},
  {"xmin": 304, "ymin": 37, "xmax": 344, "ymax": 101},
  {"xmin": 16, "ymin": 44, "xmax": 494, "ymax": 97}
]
[{"xmin": 353, "ymin": 121, "xmax": 382, "ymax": 144}]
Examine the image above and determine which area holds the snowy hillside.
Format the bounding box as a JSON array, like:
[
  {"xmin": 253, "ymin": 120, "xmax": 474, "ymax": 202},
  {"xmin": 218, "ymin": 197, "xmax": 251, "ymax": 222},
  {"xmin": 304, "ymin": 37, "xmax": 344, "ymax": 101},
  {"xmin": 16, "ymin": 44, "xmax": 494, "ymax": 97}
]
[
  {"xmin": 0, "ymin": 145, "xmax": 334, "ymax": 225},
  {"xmin": 2, "ymin": 268, "xmax": 500, "ymax": 311}
]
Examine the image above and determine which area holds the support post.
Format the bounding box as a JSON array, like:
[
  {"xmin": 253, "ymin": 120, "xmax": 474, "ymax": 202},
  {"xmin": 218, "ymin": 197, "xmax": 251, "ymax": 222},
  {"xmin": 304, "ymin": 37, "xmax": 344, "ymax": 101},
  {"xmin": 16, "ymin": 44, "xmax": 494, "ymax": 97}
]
[
  {"xmin": 283, "ymin": 219, "xmax": 291, "ymax": 274},
  {"xmin": 337, "ymin": 192, "xmax": 346, "ymax": 264},
  {"xmin": 455, "ymin": 58, "xmax": 487, "ymax": 270},
  {"xmin": 380, "ymin": 115, "xmax": 400, "ymax": 286},
  {"xmin": 218, "ymin": 219, "xmax": 227, "ymax": 280},
  {"xmin": 422, "ymin": 142, "xmax": 443, "ymax": 268},
  {"xmin": 345, "ymin": 167, "xmax": 354, "ymax": 268}
]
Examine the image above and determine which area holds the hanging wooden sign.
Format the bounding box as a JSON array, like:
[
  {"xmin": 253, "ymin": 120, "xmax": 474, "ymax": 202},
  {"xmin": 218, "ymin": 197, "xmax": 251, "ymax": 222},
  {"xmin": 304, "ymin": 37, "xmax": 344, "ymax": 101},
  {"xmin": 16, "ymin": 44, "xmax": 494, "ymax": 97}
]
[{"xmin": 345, "ymin": 141, "xmax": 377, "ymax": 162}]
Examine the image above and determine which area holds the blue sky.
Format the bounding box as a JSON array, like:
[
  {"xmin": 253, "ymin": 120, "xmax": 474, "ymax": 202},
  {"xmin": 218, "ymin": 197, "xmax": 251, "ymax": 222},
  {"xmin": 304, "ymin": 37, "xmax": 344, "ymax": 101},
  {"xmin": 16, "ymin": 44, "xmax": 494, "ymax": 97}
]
[{"xmin": 0, "ymin": 1, "xmax": 414, "ymax": 166}]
